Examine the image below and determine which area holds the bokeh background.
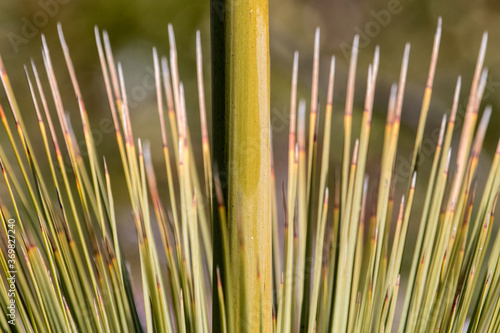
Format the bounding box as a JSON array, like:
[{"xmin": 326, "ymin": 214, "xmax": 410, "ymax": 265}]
[{"xmin": 1, "ymin": 0, "xmax": 500, "ymax": 330}]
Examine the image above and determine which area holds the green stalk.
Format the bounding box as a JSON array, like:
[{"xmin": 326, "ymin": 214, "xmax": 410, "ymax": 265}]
[{"xmin": 211, "ymin": 0, "xmax": 272, "ymax": 331}]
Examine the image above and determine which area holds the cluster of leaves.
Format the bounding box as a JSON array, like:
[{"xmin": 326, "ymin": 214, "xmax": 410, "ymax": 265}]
[
  {"xmin": 0, "ymin": 23, "xmax": 214, "ymax": 333},
  {"xmin": 0, "ymin": 18, "xmax": 499, "ymax": 333},
  {"xmin": 274, "ymin": 21, "xmax": 500, "ymax": 333}
]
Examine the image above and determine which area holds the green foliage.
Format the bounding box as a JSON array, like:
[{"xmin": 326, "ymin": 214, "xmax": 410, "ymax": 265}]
[{"xmin": 0, "ymin": 18, "xmax": 499, "ymax": 333}]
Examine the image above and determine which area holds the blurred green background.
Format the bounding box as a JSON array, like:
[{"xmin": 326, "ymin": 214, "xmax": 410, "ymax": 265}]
[{"xmin": 1, "ymin": 0, "xmax": 500, "ymax": 328}]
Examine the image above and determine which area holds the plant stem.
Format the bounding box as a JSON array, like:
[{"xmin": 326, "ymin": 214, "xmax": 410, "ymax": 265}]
[{"xmin": 211, "ymin": 0, "xmax": 272, "ymax": 331}]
